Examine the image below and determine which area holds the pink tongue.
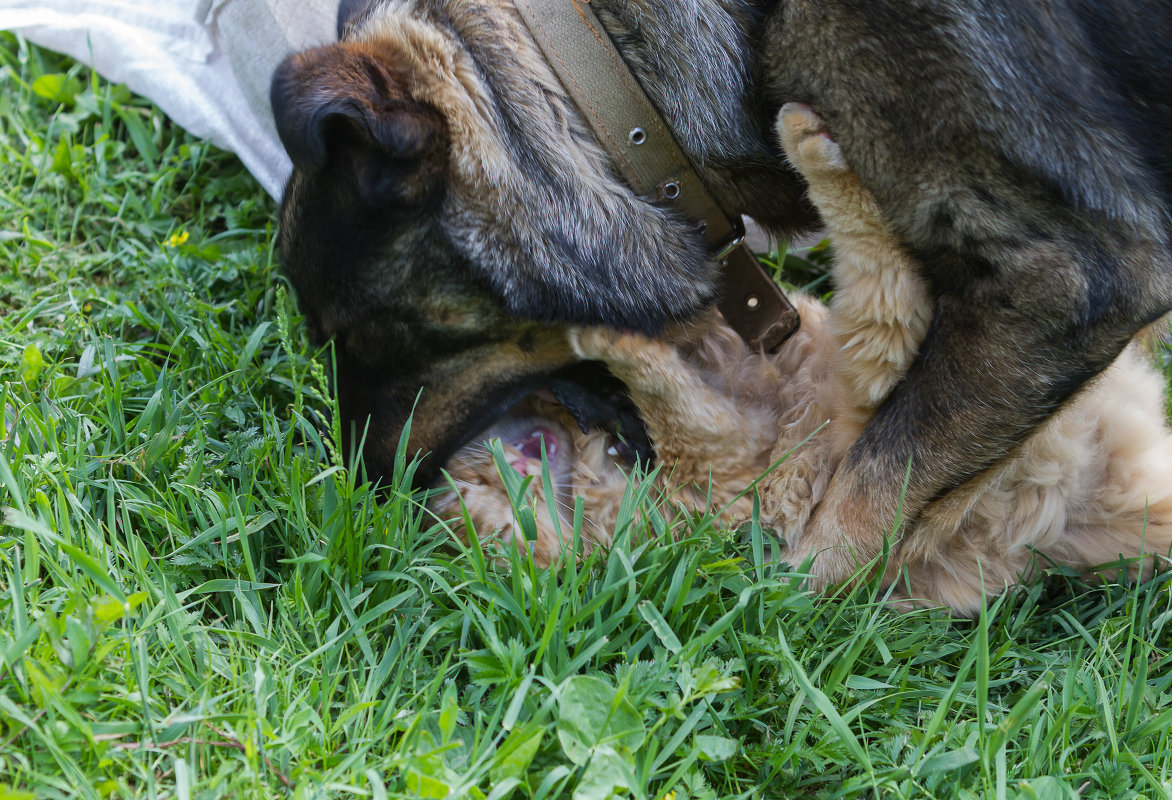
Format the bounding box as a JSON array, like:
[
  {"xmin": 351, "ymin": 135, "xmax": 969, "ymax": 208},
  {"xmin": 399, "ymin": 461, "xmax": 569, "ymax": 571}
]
[{"xmin": 518, "ymin": 428, "xmax": 558, "ymax": 461}]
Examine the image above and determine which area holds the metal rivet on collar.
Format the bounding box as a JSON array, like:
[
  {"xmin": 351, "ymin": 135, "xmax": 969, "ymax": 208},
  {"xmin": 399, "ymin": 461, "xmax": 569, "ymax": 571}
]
[
  {"xmin": 746, "ymin": 295, "xmax": 760, "ymax": 310},
  {"xmin": 628, "ymin": 127, "xmax": 646, "ymax": 145},
  {"xmin": 660, "ymin": 181, "xmax": 681, "ymax": 200}
]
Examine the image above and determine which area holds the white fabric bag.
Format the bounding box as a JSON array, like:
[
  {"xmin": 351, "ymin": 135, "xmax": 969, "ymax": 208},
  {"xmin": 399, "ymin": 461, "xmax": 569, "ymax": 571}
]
[{"xmin": 0, "ymin": 0, "xmax": 336, "ymax": 199}]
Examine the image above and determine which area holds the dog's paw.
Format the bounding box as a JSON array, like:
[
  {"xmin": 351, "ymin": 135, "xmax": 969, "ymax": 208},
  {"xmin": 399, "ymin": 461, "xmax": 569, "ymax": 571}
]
[
  {"xmin": 568, "ymin": 326, "xmax": 674, "ymax": 369},
  {"xmin": 774, "ymin": 482, "xmax": 884, "ymax": 591},
  {"xmin": 777, "ymin": 103, "xmax": 848, "ymax": 178},
  {"xmin": 773, "ymin": 477, "xmax": 814, "ymax": 538},
  {"xmin": 761, "ymin": 451, "xmax": 826, "ymax": 543},
  {"xmin": 777, "ymin": 520, "xmax": 859, "ymax": 592}
]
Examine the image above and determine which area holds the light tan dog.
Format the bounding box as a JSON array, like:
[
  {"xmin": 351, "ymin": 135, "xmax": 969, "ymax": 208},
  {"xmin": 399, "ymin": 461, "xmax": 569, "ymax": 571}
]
[{"xmin": 433, "ymin": 107, "xmax": 1172, "ymax": 614}]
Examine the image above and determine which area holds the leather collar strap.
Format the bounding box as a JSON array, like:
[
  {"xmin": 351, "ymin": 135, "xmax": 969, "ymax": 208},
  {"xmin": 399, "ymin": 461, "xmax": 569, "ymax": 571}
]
[{"xmin": 514, "ymin": 0, "xmax": 800, "ymax": 352}]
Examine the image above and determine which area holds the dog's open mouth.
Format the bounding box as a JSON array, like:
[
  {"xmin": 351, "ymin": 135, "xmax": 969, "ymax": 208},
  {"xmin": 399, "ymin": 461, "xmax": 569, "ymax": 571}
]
[{"xmin": 460, "ymin": 360, "xmax": 654, "ymax": 477}]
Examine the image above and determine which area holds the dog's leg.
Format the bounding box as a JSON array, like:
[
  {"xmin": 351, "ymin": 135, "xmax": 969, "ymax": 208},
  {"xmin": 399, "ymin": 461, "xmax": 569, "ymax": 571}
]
[
  {"xmin": 768, "ymin": 104, "xmax": 933, "ymax": 577},
  {"xmin": 777, "ymin": 104, "xmax": 933, "ymax": 415}
]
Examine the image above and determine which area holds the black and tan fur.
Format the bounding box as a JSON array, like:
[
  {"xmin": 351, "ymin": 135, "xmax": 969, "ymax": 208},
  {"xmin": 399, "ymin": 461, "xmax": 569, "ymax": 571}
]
[
  {"xmin": 272, "ymin": 0, "xmax": 1172, "ymax": 588},
  {"xmin": 435, "ymin": 106, "xmax": 1172, "ymax": 614}
]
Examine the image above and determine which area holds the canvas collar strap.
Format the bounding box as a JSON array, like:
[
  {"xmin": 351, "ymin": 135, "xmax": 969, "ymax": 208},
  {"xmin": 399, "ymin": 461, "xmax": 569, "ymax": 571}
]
[{"xmin": 513, "ymin": 0, "xmax": 799, "ymax": 352}]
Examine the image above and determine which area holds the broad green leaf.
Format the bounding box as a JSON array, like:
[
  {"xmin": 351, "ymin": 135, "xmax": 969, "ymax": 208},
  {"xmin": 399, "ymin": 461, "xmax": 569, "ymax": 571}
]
[
  {"xmin": 51, "ymin": 137, "xmax": 75, "ymax": 179},
  {"xmin": 557, "ymin": 676, "xmax": 645, "ymax": 766},
  {"xmin": 19, "ymin": 344, "xmax": 43, "ymax": 383},
  {"xmin": 31, "ymin": 73, "xmax": 82, "ymax": 105},
  {"xmin": 93, "ymin": 595, "xmax": 127, "ymax": 625},
  {"xmin": 572, "ymin": 746, "xmax": 636, "ymax": 800},
  {"xmin": 695, "ymin": 734, "xmax": 737, "ymax": 762},
  {"xmin": 917, "ymin": 747, "xmax": 979, "ymax": 776},
  {"xmin": 491, "ymin": 725, "xmax": 544, "ymax": 786},
  {"xmin": 405, "ymin": 769, "xmax": 450, "ymax": 799},
  {"xmin": 1011, "ymin": 776, "xmax": 1078, "ymax": 800},
  {"xmin": 92, "ymin": 592, "xmax": 145, "ymax": 626}
]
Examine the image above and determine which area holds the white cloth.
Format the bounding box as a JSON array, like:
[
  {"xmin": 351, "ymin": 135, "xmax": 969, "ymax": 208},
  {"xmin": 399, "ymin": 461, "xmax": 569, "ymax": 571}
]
[{"xmin": 0, "ymin": 0, "xmax": 336, "ymax": 199}]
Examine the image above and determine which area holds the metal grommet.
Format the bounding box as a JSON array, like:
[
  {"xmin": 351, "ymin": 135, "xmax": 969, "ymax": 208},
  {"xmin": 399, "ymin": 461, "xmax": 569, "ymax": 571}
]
[
  {"xmin": 628, "ymin": 127, "xmax": 647, "ymax": 145},
  {"xmin": 746, "ymin": 295, "xmax": 760, "ymax": 310},
  {"xmin": 661, "ymin": 181, "xmax": 681, "ymax": 200}
]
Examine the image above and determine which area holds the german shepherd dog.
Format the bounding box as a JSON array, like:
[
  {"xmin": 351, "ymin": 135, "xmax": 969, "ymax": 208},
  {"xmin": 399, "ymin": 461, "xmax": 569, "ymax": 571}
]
[
  {"xmin": 432, "ymin": 106, "xmax": 1172, "ymax": 614},
  {"xmin": 270, "ymin": 0, "xmax": 1172, "ymax": 588}
]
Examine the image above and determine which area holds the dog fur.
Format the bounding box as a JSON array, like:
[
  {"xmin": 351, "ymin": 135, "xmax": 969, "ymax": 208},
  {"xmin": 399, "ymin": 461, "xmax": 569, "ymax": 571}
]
[
  {"xmin": 434, "ymin": 106, "xmax": 1172, "ymax": 614},
  {"xmin": 272, "ymin": 0, "xmax": 1172, "ymax": 588}
]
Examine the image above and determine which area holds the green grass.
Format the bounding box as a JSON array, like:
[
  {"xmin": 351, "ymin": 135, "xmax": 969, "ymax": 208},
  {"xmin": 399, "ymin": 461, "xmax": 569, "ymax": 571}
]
[{"xmin": 2, "ymin": 34, "xmax": 1171, "ymax": 800}]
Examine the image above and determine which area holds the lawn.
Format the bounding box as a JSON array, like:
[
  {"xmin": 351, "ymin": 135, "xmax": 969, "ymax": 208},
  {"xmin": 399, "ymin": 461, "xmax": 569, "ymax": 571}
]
[{"xmin": 1, "ymin": 34, "xmax": 1170, "ymax": 800}]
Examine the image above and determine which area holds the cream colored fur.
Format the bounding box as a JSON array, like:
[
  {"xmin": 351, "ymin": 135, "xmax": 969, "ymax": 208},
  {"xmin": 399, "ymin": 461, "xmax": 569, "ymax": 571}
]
[
  {"xmin": 433, "ymin": 107, "xmax": 1172, "ymax": 615},
  {"xmin": 430, "ymin": 301, "xmax": 843, "ymax": 563}
]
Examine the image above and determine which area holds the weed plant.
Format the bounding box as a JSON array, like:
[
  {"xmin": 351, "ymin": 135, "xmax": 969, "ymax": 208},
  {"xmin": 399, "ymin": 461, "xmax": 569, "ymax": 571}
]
[{"xmin": 0, "ymin": 35, "xmax": 1170, "ymax": 800}]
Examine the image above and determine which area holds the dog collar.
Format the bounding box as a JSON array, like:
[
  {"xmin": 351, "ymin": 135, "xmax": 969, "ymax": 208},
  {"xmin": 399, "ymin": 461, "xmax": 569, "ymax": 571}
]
[{"xmin": 514, "ymin": 0, "xmax": 800, "ymax": 352}]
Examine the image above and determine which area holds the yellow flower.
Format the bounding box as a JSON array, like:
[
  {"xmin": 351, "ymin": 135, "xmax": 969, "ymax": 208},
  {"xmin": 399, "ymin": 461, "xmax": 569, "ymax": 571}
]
[
  {"xmin": 660, "ymin": 792, "xmax": 677, "ymax": 800},
  {"xmin": 165, "ymin": 230, "xmax": 190, "ymax": 248}
]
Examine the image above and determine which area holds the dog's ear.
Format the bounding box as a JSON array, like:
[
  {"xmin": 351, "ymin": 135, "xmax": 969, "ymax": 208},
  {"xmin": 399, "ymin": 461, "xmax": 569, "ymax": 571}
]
[
  {"xmin": 336, "ymin": 0, "xmax": 372, "ymax": 39},
  {"xmin": 270, "ymin": 45, "xmax": 446, "ymax": 205}
]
